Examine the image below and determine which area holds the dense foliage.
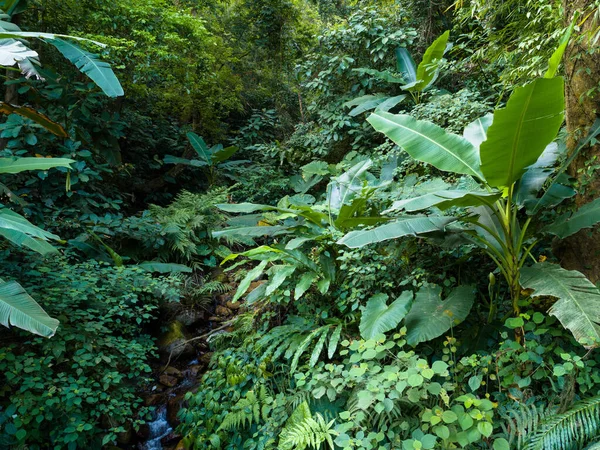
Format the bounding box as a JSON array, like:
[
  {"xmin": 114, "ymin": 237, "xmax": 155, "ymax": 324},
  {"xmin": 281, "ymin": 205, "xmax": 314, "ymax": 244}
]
[{"xmin": 3, "ymin": 0, "xmax": 600, "ymax": 449}]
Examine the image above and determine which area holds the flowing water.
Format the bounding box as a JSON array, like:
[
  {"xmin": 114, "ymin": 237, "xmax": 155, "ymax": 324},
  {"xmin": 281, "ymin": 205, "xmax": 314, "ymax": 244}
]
[{"xmin": 143, "ymin": 405, "xmax": 173, "ymax": 450}]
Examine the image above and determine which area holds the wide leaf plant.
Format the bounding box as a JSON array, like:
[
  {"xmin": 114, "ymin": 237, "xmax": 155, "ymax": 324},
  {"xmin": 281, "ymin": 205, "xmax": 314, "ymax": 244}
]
[{"xmin": 339, "ymin": 75, "xmax": 600, "ymax": 348}]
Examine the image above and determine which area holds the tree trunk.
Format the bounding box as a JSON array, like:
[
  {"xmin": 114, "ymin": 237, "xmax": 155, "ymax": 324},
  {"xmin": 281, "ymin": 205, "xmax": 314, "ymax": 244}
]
[{"xmin": 556, "ymin": 0, "xmax": 600, "ymax": 282}]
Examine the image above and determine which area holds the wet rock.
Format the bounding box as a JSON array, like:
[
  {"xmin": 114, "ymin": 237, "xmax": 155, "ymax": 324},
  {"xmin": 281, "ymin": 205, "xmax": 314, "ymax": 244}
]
[
  {"xmin": 226, "ymin": 301, "xmax": 241, "ymax": 310},
  {"xmin": 161, "ymin": 431, "xmax": 182, "ymax": 447},
  {"xmin": 137, "ymin": 423, "xmax": 150, "ymax": 441},
  {"xmin": 208, "ymin": 315, "xmax": 225, "ymax": 322},
  {"xmin": 144, "ymin": 393, "xmax": 164, "ymax": 406},
  {"xmin": 188, "ymin": 364, "xmax": 203, "ymax": 377},
  {"xmin": 159, "ymin": 374, "xmax": 178, "ymax": 387},
  {"xmin": 175, "ymin": 308, "xmax": 206, "ymax": 327},
  {"xmin": 116, "ymin": 421, "xmax": 133, "ymax": 444},
  {"xmin": 167, "ymin": 394, "xmax": 186, "ymax": 427},
  {"xmin": 215, "ymin": 305, "xmax": 232, "ymax": 317},
  {"xmin": 157, "ymin": 321, "xmax": 194, "ymax": 359},
  {"xmin": 164, "ymin": 366, "xmax": 183, "ymax": 379}
]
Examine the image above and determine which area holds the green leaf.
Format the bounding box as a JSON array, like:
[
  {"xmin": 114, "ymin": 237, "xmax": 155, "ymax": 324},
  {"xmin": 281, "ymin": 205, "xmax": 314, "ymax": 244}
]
[
  {"xmin": 328, "ymin": 325, "xmax": 342, "ymax": 359},
  {"xmin": 543, "ymin": 197, "xmax": 600, "ymax": 238},
  {"xmin": 0, "ymin": 157, "xmax": 74, "ymax": 174},
  {"xmin": 520, "ymin": 263, "xmax": 600, "ymax": 346},
  {"xmin": 345, "ymin": 94, "xmax": 386, "ymax": 116},
  {"xmin": 386, "ymin": 190, "xmax": 501, "ymax": 213},
  {"xmin": 295, "ymin": 272, "xmax": 317, "ymax": 300},
  {"xmin": 338, "ymin": 215, "xmax": 457, "ymax": 248},
  {"xmin": 477, "ymin": 422, "xmax": 493, "ymax": 438},
  {"xmin": 0, "ymin": 279, "xmax": 59, "ymax": 337},
  {"xmin": 515, "ymin": 142, "xmax": 564, "ymax": 209},
  {"xmin": 395, "ymin": 47, "xmax": 417, "ymax": 84},
  {"xmin": 232, "ymin": 260, "xmax": 268, "ymax": 303},
  {"xmin": 211, "ymin": 145, "xmax": 238, "ymax": 164},
  {"xmin": 265, "ymin": 265, "xmax": 296, "ymax": 296},
  {"xmin": 410, "ymin": 30, "xmax": 450, "ymax": 92},
  {"xmin": 212, "ymin": 225, "xmax": 290, "ymax": 239},
  {"xmin": 0, "ymin": 209, "xmax": 59, "ymax": 241},
  {"xmin": 493, "ymin": 438, "xmax": 510, "ymax": 450},
  {"xmin": 479, "ymin": 77, "xmax": 565, "ymax": 188},
  {"xmin": 545, "ymin": 20, "xmax": 574, "ymax": 78},
  {"xmin": 405, "ymin": 285, "xmax": 475, "ymax": 346},
  {"xmin": 186, "ymin": 132, "xmax": 211, "ymax": 164},
  {"xmin": 0, "ymin": 103, "xmax": 68, "ymax": 137},
  {"xmin": 309, "ymin": 327, "xmax": 329, "ymax": 367},
  {"xmin": 367, "ymin": 112, "xmax": 483, "ymax": 179},
  {"xmin": 138, "ymin": 262, "xmax": 193, "ymax": 273},
  {"xmin": 327, "ymin": 159, "xmax": 372, "ymax": 210},
  {"xmin": 47, "ymin": 38, "xmax": 124, "ymax": 98},
  {"xmin": 0, "ymin": 227, "xmax": 58, "ymax": 255},
  {"xmin": 463, "ymin": 113, "xmax": 493, "ymax": 150},
  {"xmin": 359, "ymin": 291, "xmax": 413, "ymax": 340}
]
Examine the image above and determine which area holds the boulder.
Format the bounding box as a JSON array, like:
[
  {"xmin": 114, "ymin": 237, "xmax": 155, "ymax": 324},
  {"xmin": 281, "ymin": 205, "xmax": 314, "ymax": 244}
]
[
  {"xmin": 157, "ymin": 321, "xmax": 195, "ymax": 359},
  {"xmin": 199, "ymin": 352, "xmax": 213, "ymax": 367},
  {"xmin": 226, "ymin": 301, "xmax": 241, "ymax": 310},
  {"xmin": 159, "ymin": 374, "xmax": 178, "ymax": 388},
  {"xmin": 174, "ymin": 308, "xmax": 206, "ymax": 327},
  {"xmin": 167, "ymin": 394, "xmax": 186, "ymax": 427},
  {"xmin": 163, "ymin": 366, "xmax": 183, "ymax": 379}
]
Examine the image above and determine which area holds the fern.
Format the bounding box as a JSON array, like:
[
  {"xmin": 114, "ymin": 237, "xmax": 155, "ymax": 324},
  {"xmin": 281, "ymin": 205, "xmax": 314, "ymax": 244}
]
[
  {"xmin": 219, "ymin": 385, "xmax": 269, "ymax": 431},
  {"xmin": 279, "ymin": 401, "xmax": 337, "ymax": 450},
  {"xmin": 523, "ymin": 396, "xmax": 600, "ymax": 450},
  {"xmin": 501, "ymin": 401, "xmax": 555, "ymax": 449},
  {"xmin": 258, "ymin": 318, "xmax": 344, "ymax": 372}
]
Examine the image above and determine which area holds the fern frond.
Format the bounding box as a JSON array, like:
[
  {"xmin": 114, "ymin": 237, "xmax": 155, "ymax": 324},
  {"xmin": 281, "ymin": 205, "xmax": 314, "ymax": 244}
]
[
  {"xmin": 524, "ymin": 396, "xmax": 600, "ymax": 450},
  {"xmin": 279, "ymin": 402, "xmax": 337, "ymax": 450},
  {"xmin": 219, "ymin": 387, "xmax": 268, "ymax": 431},
  {"xmin": 501, "ymin": 401, "xmax": 554, "ymax": 449}
]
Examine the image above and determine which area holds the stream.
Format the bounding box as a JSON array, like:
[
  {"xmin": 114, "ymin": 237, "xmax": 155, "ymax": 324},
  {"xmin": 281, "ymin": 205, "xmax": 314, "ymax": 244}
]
[{"xmin": 143, "ymin": 406, "xmax": 173, "ymax": 450}]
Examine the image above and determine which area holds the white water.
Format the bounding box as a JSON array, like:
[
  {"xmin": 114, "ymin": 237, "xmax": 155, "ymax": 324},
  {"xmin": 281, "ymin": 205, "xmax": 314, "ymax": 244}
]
[{"xmin": 143, "ymin": 405, "xmax": 172, "ymax": 450}]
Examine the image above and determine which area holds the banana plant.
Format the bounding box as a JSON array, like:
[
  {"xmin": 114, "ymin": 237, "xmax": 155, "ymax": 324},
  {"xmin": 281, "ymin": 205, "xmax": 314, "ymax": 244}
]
[
  {"xmin": 344, "ymin": 30, "xmax": 451, "ymax": 116},
  {"xmin": 164, "ymin": 132, "xmax": 245, "ymax": 185},
  {"xmin": 0, "ymin": 0, "xmax": 123, "ymax": 97},
  {"xmin": 338, "ymin": 74, "xmax": 600, "ymax": 348},
  {"xmin": 212, "ymin": 158, "xmax": 395, "ymax": 304}
]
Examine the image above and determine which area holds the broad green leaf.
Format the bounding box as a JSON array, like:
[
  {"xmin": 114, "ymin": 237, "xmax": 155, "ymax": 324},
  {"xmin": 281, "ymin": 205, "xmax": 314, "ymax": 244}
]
[
  {"xmin": 345, "ymin": 94, "xmax": 386, "ymax": 116},
  {"xmin": 216, "ymin": 202, "xmax": 276, "ymax": 213},
  {"xmin": 0, "ymin": 103, "xmax": 68, "ymax": 137},
  {"xmin": 0, "ymin": 228, "xmax": 57, "ymax": 255},
  {"xmin": 520, "ymin": 263, "xmax": 600, "ymax": 346},
  {"xmin": 138, "ymin": 262, "xmax": 192, "ymax": 273},
  {"xmin": 515, "ymin": 142, "xmax": 564, "ymax": 209},
  {"xmin": 48, "ymin": 38, "xmax": 124, "ymax": 98},
  {"xmin": 327, "ymin": 159, "xmax": 372, "ymax": 210},
  {"xmin": 368, "ymin": 112, "xmax": 483, "ymax": 179},
  {"xmin": 479, "ymin": 77, "xmax": 565, "ymax": 188},
  {"xmin": 395, "ymin": 47, "xmax": 417, "ymax": 84},
  {"xmin": 186, "ymin": 132, "xmax": 211, "ymax": 164},
  {"xmin": 404, "ymin": 285, "xmax": 475, "ymax": 346},
  {"xmin": 212, "ymin": 225, "xmax": 290, "ymax": 239},
  {"xmin": 376, "ymin": 95, "xmax": 407, "ymax": 112},
  {"xmin": 463, "ymin": 113, "xmax": 493, "ymax": 150},
  {"xmin": 211, "ymin": 145, "xmax": 238, "ymax": 164},
  {"xmin": 545, "ymin": 20, "xmax": 574, "ymax": 78},
  {"xmin": 291, "ymin": 328, "xmax": 320, "ymax": 372},
  {"xmin": 0, "ymin": 157, "xmax": 74, "ymax": 174},
  {"xmin": 265, "ymin": 265, "xmax": 296, "ymax": 296},
  {"xmin": 338, "ymin": 215, "xmax": 457, "ymax": 248},
  {"xmin": 410, "ymin": 30, "xmax": 450, "ymax": 92},
  {"xmin": 386, "ymin": 190, "xmax": 501, "ymax": 213},
  {"xmin": 0, "ymin": 279, "xmax": 59, "ymax": 337},
  {"xmin": 359, "ymin": 292, "xmax": 413, "ymax": 340},
  {"xmin": 309, "ymin": 327, "xmax": 329, "ymax": 367},
  {"xmin": 295, "ymin": 272, "xmax": 317, "ymax": 300},
  {"xmin": 232, "ymin": 260, "xmax": 268, "ymax": 302},
  {"xmin": 0, "ymin": 209, "xmax": 58, "ymax": 241},
  {"xmin": 543, "ymin": 197, "xmax": 600, "ymax": 238}
]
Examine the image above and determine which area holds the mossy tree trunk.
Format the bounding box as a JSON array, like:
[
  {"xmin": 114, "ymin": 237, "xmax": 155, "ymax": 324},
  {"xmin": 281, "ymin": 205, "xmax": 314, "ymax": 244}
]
[{"xmin": 556, "ymin": 0, "xmax": 600, "ymax": 281}]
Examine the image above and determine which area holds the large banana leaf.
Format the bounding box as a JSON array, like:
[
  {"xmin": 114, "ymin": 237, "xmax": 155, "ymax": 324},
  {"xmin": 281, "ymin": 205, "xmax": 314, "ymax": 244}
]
[
  {"xmin": 338, "ymin": 215, "xmax": 457, "ymax": 248},
  {"xmin": 327, "ymin": 159, "xmax": 372, "ymax": 210},
  {"xmin": 138, "ymin": 262, "xmax": 193, "ymax": 273},
  {"xmin": 520, "ymin": 263, "xmax": 600, "ymax": 347},
  {"xmin": 407, "ymin": 30, "xmax": 450, "ymax": 92},
  {"xmin": 463, "ymin": 113, "xmax": 493, "ymax": 150},
  {"xmin": 0, "ymin": 38, "xmax": 36, "ymax": 65},
  {"xmin": 0, "ymin": 209, "xmax": 58, "ymax": 241},
  {"xmin": 404, "ymin": 284, "xmax": 474, "ymax": 346},
  {"xmin": 163, "ymin": 155, "xmax": 209, "ymax": 167},
  {"xmin": 543, "ymin": 197, "xmax": 600, "ymax": 238},
  {"xmin": 395, "ymin": 47, "xmax": 417, "ymax": 84},
  {"xmin": 367, "ymin": 112, "xmax": 483, "ymax": 179},
  {"xmin": 0, "ymin": 228, "xmax": 57, "ymax": 255},
  {"xmin": 0, "ymin": 279, "xmax": 59, "ymax": 337},
  {"xmin": 0, "ymin": 103, "xmax": 68, "ymax": 137},
  {"xmin": 385, "ymin": 190, "xmax": 501, "ymax": 213},
  {"xmin": 514, "ymin": 142, "xmax": 563, "ymax": 209},
  {"xmin": 545, "ymin": 19, "xmax": 574, "ymax": 78},
  {"xmin": 360, "ymin": 291, "xmax": 413, "ymax": 340},
  {"xmin": 479, "ymin": 77, "xmax": 565, "ymax": 188},
  {"xmin": 211, "ymin": 145, "xmax": 238, "ymax": 164},
  {"xmin": 0, "ymin": 157, "xmax": 74, "ymax": 174},
  {"xmin": 187, "ymin": 132, "xmax": 212, "ymax": 164},
  {"xmin": 47, "ymin": 38, "xmax": 124, "ymax": 98}
]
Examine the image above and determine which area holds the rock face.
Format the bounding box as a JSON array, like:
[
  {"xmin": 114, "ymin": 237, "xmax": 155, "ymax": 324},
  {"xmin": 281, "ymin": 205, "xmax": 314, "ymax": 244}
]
[
  {"xmin": 159, "ymin": 374, "xmax": 178, "ymax": 387},
  {"xmin": 175, "ymin": 308, "xmax": 206, "ymax": 327},
  {"xmin": 157, "ymin": 321, "xmax": 195, "ymax": 359}
]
